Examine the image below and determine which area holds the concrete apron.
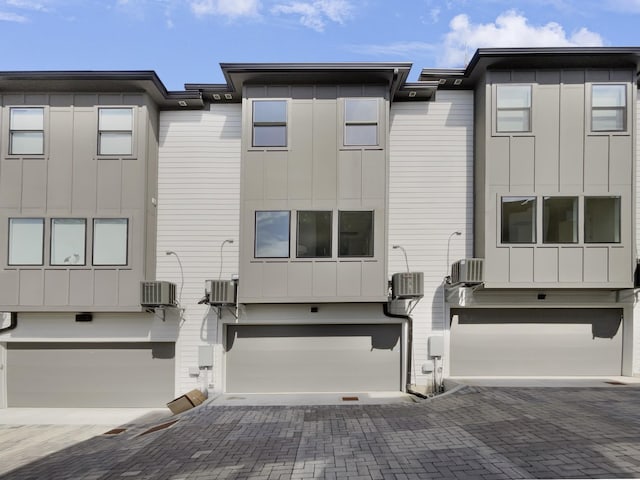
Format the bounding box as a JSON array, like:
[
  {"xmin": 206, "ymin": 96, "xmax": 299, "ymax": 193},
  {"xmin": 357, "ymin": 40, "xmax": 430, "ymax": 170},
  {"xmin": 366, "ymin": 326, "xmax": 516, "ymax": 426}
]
[{"xmin": 446, "ymin": 375, "xmax": 640, "ymax": 388}]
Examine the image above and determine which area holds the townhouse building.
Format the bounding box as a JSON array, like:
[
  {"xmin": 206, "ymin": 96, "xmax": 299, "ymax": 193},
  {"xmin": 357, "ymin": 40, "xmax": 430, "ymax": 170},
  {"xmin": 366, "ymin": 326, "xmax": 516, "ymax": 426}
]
[{"xmin": 0, "ymin": 47, "xmax": 638, "ymax": 407}]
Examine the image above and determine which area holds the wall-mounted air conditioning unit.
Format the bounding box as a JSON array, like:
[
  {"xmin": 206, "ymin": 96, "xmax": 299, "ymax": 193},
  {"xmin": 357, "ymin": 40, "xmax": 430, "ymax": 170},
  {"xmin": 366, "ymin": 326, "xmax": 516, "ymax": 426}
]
[
  {"xmin": 392, "ymin": 272, "xmax": 424, "ymax": 299},
  {"xmin": 205, "ymin": 280, "xmax": 236, "ymax": 305},
  {"xmin": 140, "ymin": 281, "xmax": 177, "ymax": 307},
  {"xmin": 450, "ymin": 258, "xmax": 484, "ymax": 285}
]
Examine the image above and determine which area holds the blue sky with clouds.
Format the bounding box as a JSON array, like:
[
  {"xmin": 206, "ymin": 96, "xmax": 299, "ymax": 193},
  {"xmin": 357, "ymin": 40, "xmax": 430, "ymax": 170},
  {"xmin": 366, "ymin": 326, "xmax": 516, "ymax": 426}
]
[{"xmin": 1, "ymin": 0, "xmax": 639, "ymax": 90}]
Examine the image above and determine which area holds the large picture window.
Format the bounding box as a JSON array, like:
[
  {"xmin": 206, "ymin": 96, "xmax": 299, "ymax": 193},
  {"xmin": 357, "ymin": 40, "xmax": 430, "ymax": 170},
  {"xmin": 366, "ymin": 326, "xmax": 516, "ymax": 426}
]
[
  {"xmin": 338, "ymin": 211, "xmax": 374, "ymax": 257},
  {"xmin": 252, "ymin": 100, "xmax": 287, "ymax": 147},
  {"xmin": 591, "ymin": 84, "xmax": 626, "ymax": 132},
  {"xmin": 585, "ymin": 197, "xmax": 621, "ymax": 243},
  {"xmin": 93, "ymin": 218, "xmax": 128, "ymax": 265},
  {"xmin": 8, "ymin": 218, "xmax": 44, "ymax": 265},
  {"xmin": 255, "ymin": 211, "xmax": 290, "ymax": 258},
  {"xmin": 501, "ymin": 197, "xmax": 536, "ymax": 244},
  {"xmin": 297, "ymin": 211, "xmax": 332, "ymax": 258},
  {"xmin": 51, "ymin": 218, "xmax": 86, "ymax": 265},
  {"xmin": 10, "ymin": 107, "xmax": 44, "ymax": 155},
  {"xmin": 543, "ymin": 197, "xmax": 578, "ymax": 244},
  {"xmin": 98, "ymin": 108, "xmax": 133, "ymax": 155},
  {"xmin": 344, "ymin": 99, "xmax": 378, "ymax": 146},
  {"xmin": 496, "ymin": 85, "xmax": 531, "ymax": 132}
]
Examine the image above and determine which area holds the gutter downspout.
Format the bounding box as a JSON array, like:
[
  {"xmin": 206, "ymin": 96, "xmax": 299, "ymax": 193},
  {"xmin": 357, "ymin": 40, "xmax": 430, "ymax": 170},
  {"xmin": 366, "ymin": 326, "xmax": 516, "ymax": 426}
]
[
  {"xmin": 382, "ymin": 303, "xmax": 428, "ymax": 399},
  {"xmin": 0, "ymin": 312, "xmax": 17, "ymax": 334}
]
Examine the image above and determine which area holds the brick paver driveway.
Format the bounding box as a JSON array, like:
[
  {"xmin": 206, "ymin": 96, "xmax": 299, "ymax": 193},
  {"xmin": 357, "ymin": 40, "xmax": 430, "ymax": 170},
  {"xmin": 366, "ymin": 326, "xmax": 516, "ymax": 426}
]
[{"xmin": 3, "ymin": 386, "xmax": 640, "ymax": 479}]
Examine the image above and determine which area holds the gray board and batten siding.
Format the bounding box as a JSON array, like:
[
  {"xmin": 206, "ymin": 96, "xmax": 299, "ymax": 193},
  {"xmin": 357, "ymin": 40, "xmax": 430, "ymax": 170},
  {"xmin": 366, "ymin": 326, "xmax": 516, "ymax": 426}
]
[
  {"xmin": 0, "ymin": 92, "xmax": 159, "ymax": 311},
  {"xmin": 476, "ymin": 69, "xmax": 635, "ymax": 289}
]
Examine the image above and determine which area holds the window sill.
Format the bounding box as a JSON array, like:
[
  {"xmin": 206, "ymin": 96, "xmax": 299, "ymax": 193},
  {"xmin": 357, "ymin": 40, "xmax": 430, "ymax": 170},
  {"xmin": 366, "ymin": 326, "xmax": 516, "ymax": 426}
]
[{"xmin": 96, "ymin": 155, "xmax": 138, "ymax": 160}]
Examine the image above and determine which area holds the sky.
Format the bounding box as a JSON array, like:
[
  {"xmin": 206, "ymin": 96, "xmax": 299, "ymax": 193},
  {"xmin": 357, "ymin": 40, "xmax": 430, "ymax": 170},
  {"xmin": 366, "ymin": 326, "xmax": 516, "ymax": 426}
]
[{"xmin": 0, "ymin": 0, "xmax": 639, "ymax": 90}]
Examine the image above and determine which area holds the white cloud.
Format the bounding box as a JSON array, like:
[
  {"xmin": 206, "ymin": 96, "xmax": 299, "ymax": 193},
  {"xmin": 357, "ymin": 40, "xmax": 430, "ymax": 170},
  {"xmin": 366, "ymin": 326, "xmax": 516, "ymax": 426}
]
[
  {"xmin": 190, "ymin": 0, "xmax": 260, "ymax": 17},
  {"xmin": 604, "ymin": 0, "xmax": 640, "ymax": 12},
  {"xmin": 0, "ymin": 10, "xmax": 28, "ymax": 21},
  {"xmin": 350, "ymin": 41, "xmax": 436, "ymax": 58},
  {"xmin": 6, "ymin": 0, "xmax": 48, "ymax": 11},
  {"xmin": 440, "ymin": 10, "xmax": 604, "ymax": 67},
  {"xmin": 271, "ymin": 0, "xmax": 352, "ymax": 32}
]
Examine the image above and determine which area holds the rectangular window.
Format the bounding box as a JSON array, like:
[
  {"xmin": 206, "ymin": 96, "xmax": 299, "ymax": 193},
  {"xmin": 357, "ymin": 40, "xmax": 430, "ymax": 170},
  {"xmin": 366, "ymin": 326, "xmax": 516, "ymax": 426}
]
[
  {"xmin": 543, "ymin": 197, "xmax": 578, "ymax": 244},
  {"xmin": 496, "ymin": 85, "xmax": 531, "ymax": 132},
  {"xmin": 98, "ymin": 108, "xmax": 133, "ymax": 155},
  {"xmin": 344, "ymin": 99, "xmax": 378, "ymax": 146},
  {"xmin": 501, "ymin": 197, "xmax": 536, "ymax": 244},
  {"xmin": 592, "ymin": 84, "xmax": 626, "ymax": 132},
  {"xmin": 51, "ymin": 218, "xmax": 86, "ymax": 265},
  {"xmin": 252, "ymin": 100, "xmax": 287, "ymax": 147},
  {"xmin": 255, "ymin": 211, "xmax": 290, "ymax": 258},
  {"xmin": 585, "ymin": 197, "xmax": 621, "ymax": 243},
  {"xmin": 8, "ymin": 218, "xmax": 44, "ymax": 265},
  {"xmin": 10, "ymin": 107, "xmax": 44, "ymax": 155},
  {"xmin": 93, "ymin": 218, "xmax": 128, "ymax": 265},
  {"xmin": 338, "ymin": 211, "xmax": 374, "ymax": 257},
  {"xmin": 297, "ymin": 211, "xmax": 332, "ymax": 258}
]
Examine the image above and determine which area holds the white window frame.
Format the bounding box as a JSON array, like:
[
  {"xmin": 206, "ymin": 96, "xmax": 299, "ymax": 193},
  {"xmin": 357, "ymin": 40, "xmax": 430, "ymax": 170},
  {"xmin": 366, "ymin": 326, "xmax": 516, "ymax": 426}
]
[
  {"xmin": 255, "ymin": 211, "xmax": 290, "ymax": 258},
  {"xmin": 9, "ymin": 107, "xmax": 44, "ymax": 155},
  {"xmin": 584, "ymin": 196, "xmax": 621, "ymax": 244},
  {"xmin": 50, "ymin": 218, "xmax": 87, "ymax": 266},
  {"xmin": 252, "ymin": 100, "xmax": 287, "ymax": 148},
  {"xmin": 591, "ymin": 84, "xmax": 627, "ymax": 132},
  {"xmin": 296, "ymin": 210, "xmax": 332, "ymax": 259},
  {"xmin": 495, "ymin": 85, "xmax": 532, "ymax": 133},
  {"xmin": 98, "ymin": 108, "xmax": 134, "ymax": 156},
  {"xmin": 338, "ymin": 210, "xmax": 374, "ymax": 258},
  {"xmin": 8, "ymin": 218, "xmax": 44, "ymax": 266},
  {"xmin": 92, "ymin": 218, "xmax": 129, "ymax": 266},
  {"xmin": 500, "ymin": 196, "xmax": 537, "ymax": 244},
  {"xmin": 344, "ymin": 98, "xmax": 379, "ymax": 147}
]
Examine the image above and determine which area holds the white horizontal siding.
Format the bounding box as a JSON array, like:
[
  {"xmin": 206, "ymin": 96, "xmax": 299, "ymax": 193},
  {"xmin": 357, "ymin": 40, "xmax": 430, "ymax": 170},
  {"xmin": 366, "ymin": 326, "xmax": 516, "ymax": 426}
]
[
  {"xmin": 635, "ymin": 95, "xmax": 640, "ymax": 376},
  {"xmin": 157, "ymin": 104, "xmax": 241, "ymax": 395},
  {"xmin": 389, "ymin": 91, "xmax": 474, "ymax": 385}
]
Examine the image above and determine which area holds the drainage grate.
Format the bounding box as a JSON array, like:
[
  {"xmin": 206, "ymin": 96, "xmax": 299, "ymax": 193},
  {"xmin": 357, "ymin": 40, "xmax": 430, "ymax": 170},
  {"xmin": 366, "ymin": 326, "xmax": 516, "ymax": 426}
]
[
  {"xmin": 138, "ymin": 420, "xmax": 179, "ymax": 436},
  {"xmin": 605, "ymin": 381, "xmax": 627, "ymax": 386},
  {"xmin": 342, "ymin": 396, "xmax": 359, "ymax": 401},
  {"xmin": 103, "ymin": 428, "xmax": 127, "ymax": 435}
]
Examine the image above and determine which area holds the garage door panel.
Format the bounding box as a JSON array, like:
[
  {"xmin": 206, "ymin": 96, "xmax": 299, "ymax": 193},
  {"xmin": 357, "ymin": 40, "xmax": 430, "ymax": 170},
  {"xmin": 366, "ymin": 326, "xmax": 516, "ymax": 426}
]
[
  {"xmin": 226, "ymin": 324, "xmax": 401, "ymax": 393},
  {"xmin": 451, "ymin": 309, "xmax": 622, "ymax": 376},
  {"xmin": 8, "ymin": 342, "xmax": 175, "ymax": 407}
]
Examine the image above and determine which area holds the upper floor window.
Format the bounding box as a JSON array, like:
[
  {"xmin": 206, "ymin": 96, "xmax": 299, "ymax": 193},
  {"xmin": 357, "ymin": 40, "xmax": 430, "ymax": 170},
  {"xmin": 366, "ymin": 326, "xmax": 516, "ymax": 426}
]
[
  {"xmin": 543, "ymin": 197, "xmax": 578, "ymax": 244},
  {"xmin": 8, "ymin": 218, "xmax": 44, "ymax": 265},
  {"xmin": 51, "ymin": 218, "xmax": 86, "ymax": 266},
  {"xmin": 252, "ymin": 100, "xmax": 287, "ymax": 147},
  {"xmin": 338, "ymin": 211, "xmax": 374, "ymax": 257},
  {"xmin": 344, "ymin": 99, "xmax": 378, "ymax": 146},
  {"xmin": 98, "ymin": 108, "xmax": 133, "ymax": 155},
  {"xmin": 255, "ymin": 211, "xmax": 290, "ymax": 258},
  {"xmin": 585, "ymin": 196, "xmax": 620, "ymax": 243},
  {"xmin": 501, "ymin": 196, "xmax": 536, "ymax": 244},
  {"xmin": 496, "ymin": 85, "xmax": 531, "ymax": 133},
  {"xmin": 10, "ymin": 107, "xmax": 44, "ymax": 155},
  {"xmin": 93, "ymin": 218, "xmax": 128, "ymax": 265},
  {"xmin": 297, "ymin": 211, "xmax": 332, "ymax": 258},
  {"xmin": 591, "ymin": 84, "xmax": 626, "ymax": 132}
]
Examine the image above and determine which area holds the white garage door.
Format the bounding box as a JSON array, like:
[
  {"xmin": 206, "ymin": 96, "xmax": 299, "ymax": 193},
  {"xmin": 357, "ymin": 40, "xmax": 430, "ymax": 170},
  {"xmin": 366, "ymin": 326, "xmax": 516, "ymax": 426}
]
[
  {"xmin": 450, "ymin": 308, "xmax": 623, "ymax": 376},
  {"xmin": 225, "ymin": 324, "xmax": 402, "ymax": 393},
  {"xmin": 7, "ymin": 342, "xmax": 175, "ymax": 407}
]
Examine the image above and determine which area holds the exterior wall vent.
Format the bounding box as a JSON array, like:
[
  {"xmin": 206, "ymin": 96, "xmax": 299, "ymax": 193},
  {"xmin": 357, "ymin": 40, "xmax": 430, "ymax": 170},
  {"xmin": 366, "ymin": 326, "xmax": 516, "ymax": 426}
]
[
  {"xmin": 391, "ymin": 272, "xmax": 424, "ymax": 299},
  {"xmin": 451, "ymin": 259, "xmax": 484, "ymax": 285},
  {"xmin": 140, "ymin": 281, "xmax": 177, "ymax": 307},
  {"xmin": 206, "ymin": 280, "xmax": 237, "ymax": 305}
]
